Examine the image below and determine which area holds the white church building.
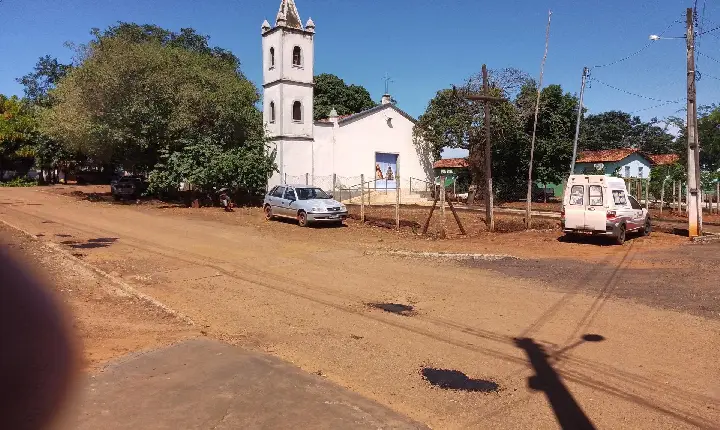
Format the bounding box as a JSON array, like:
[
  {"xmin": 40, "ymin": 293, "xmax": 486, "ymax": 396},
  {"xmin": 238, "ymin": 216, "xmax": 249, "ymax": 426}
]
[{"xmin": 261, "ymin": 0, "xmax": 432, "ymax": 194}]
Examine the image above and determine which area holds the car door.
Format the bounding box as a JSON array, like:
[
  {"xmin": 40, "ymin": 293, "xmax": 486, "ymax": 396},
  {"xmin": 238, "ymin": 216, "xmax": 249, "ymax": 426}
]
[
  {"xmin": 627, "ymin": 195, "xmax": 645, "ymax": 230},
  {"xmin": 268, "ymin": 186, "xmax": 284, "ymax": 214},
  {"xmin": 564, "ymin": 182, "xmax": 586, "ymax": 230},
  {"xmin": 281, "ymin": 187, "xmax": 297, "ymax": 217},
  {"xmin": 585, "ymin": 184, "xmax": 606, "ymax": 232}
]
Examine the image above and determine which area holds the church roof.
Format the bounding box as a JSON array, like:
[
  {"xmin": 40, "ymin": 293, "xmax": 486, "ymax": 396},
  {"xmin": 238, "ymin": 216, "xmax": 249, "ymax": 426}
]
[
  {"xmin": 315, "ymin": 103, "xmax": 417, "ymax": 126},
  {"xmin": 276, "ymin": 0, "xmax": 303, "ymax": 29}
]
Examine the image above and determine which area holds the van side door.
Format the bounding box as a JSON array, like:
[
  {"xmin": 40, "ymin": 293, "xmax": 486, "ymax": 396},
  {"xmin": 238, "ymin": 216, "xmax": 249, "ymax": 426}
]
[
  {"xmin": 627, "ymin": 195, "xmax": 644, "ymax": 230},
  {"xmin": 611, "ymin": 189, "xmax": 634, "ymax": 228}
]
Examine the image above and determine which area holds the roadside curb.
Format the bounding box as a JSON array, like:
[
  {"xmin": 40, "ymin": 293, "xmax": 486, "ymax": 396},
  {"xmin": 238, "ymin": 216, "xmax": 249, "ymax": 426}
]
[
  {"xmin": 0, "ymin": 219, "xmax": 195, "ymax": 326},
  {"xmin": 367, "ymin": 250, "xmax": 519, "ymax": 261},
  {"xmin": 690, "ymin": 233, "xmax": 720, "ymax": 244}
]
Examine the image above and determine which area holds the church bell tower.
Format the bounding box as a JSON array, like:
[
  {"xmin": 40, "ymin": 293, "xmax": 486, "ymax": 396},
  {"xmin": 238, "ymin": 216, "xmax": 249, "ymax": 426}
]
[{"xmin": 262, "ymin": 0, "xmax": 315, "ymax": 186}]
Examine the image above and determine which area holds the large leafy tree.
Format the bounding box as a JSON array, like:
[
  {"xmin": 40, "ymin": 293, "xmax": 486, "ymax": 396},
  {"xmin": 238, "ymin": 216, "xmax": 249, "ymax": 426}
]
[
  {"xmin": 17, "ymin": 56, "xmax": 72, "ymax": 107},
  {"xmin": 579, "ymin": 111, "xmax": 675, "ymax": 154},
  {"xmin": 313, "ymin": 73, "xmax": 376, "ymax": 121},
  {"xmin": 0, "ymin": 95, "xmax": 38, "ymax": 179},
  {"xmin": 41, "ymin": 24, "xmax": 274, "ymax": 194}
]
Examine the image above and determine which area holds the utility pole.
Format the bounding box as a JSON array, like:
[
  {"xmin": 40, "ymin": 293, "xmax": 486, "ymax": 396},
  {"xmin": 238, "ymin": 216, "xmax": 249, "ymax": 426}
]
[
  {"xmin": 569, "ymin": 67, "xmax": 590, "ymax": 176},
  {"xmin": 458, "ymin": 65, "xmax": 506, "ymax": 232},
  {"xmin": 686, "ymin": 7, "xmax": 702, "ymax": 237},
  {"xmin": 526, "ymin": 10, "xmax": 553, "ymax": 229}
]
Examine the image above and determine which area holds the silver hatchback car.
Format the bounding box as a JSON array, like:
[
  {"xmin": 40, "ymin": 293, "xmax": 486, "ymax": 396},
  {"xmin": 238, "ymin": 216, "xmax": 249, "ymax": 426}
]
[{"xmin": 263, "ymin": 184, "xmax": 348, "ymax": 226}]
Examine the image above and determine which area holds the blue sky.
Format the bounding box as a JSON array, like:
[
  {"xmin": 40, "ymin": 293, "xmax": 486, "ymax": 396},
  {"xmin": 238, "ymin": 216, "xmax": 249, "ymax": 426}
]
[{"xmin": 2, "ymin": 0, "xmax": 719, "ymax": 157}]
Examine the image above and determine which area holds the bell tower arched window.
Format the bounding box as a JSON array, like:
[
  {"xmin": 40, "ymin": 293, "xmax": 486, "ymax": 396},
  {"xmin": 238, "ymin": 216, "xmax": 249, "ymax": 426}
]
[
  {"xmin": 269, "ymin": 47, "xmax": 275, "ymax": 69},
  {"xmin": 269, "ymin": 101, "xmax": 276, "ymax": 123},
  {"xmin": 292, "ymin": 101, "xmax": 302, "ymax": 122},
  {"xmin": 292, "ymin": 46, "xmax": 302, "ymax": 67}
]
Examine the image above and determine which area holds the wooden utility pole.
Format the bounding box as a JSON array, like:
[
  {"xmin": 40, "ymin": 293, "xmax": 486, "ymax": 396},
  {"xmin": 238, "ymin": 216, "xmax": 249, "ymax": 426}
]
[
  {"xmin": 686, "ymin": 7, "xmax": 702, "ymax": 237},
  {"xmin": 461, "ymin": 65, "xmax": 506, "ymax": 232},
  {"xmin": 526, "ymin": 10, "xmax": 553, "ymax": 229}
]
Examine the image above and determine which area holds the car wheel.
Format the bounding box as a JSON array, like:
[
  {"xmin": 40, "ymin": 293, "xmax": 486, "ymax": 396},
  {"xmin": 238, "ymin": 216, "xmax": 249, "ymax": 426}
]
[
  {"xmin": 297, "ymin": 211, "xmax": 308, "ymax": 227},
  {"xmin": 642, "ymin": 217, "xmax": 651, "ymax": 236},
  {"xmin": 264, "ymin": 205, "xmax": 274, "ymax": 220},
  {"xmin": 615, "ymin": 224, "xmax": 626, "ymax": 245},
  {"xmin": 113, "ymin": 194, "xmax": 121, "ymax": 201}
]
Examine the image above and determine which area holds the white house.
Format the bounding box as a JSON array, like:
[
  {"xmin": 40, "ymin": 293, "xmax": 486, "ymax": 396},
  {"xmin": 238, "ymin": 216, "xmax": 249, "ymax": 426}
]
[
  {"xmin": 574, "ymin": 148, "xmax": 679, "ymax": 179},
  {"xmin": 261, "ymin": 0, "xmax": 432, "ymax": 193}
]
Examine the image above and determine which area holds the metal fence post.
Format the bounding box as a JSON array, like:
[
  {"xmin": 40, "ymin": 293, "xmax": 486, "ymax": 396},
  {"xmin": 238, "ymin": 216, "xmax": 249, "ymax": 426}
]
[
  {"xmin": 360, "ymin": 174, "xmax": 365, "ymax": 223},
  {"xmin": 332, "ymin": 173, "xmax": 337, "ymax": 198},
  {"xmin": 395, "ymin": 175, "xmax": 400, "ymax": 231},
  {"xmin": 305, "ymin": 173, "xmax": 309, "ymax": 185},
  {"xmin": 284, "ymin": 173, "xmax": 287, "ymax": 184}
]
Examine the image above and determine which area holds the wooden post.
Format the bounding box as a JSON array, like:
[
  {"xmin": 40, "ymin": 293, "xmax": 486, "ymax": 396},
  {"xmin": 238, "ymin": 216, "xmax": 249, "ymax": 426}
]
[
  {"xmin": 672, "ymin": 180, "xmax": 676, "ymax": 212},
  {"xmin": 421, "ymin": 192, "xmax": 439, "ymax": 235},
  {"xmin": 645, "ymin": 178, "xmax": 649, "ymax": 211},
  {"xmin": 360, "ymin": 174, "xmax": 365, "ymax": 223},
  {"xmin": 660, "ymin": 181, "xmax": 665, "ymax": 214},
  {"xmin": 284, "ymin": 173, "xmax": 287, "ymax": 184},
  {"xmin": 716, "ymin": 182, "xmax": 719, "ymax": 215},
  {"xmin": 482, "ymin": 66, "xmax": 495, "ymax": 232},
  {"xmin": 395, "ymin": 175, "xmax": 400, "ymax": 231},
  {"xmin": 439, "ymin": 176, "xmax": 447, "ymax": 239},
  {"xmin": 447, "ymin": 199, "xmax": 467, "ymax": 235}
]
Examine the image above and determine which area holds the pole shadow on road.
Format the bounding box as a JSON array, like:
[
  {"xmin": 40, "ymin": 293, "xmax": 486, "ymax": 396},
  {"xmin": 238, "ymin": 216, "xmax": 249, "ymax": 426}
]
[{"xmin": 514, "ymin": 336, "xmax": 604, "ymax": 430}]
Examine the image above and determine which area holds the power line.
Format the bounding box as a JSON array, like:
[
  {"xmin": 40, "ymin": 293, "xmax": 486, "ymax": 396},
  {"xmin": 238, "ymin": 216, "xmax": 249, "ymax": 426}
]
[
  {"xmin": 589, "ymin": 77, "xmax": 682, "ymax": 103},
  {"xmin": 628, "ymin": 100, "xmax": 684, "ymax": 114},
  {"xmin": 592, "ymin": 16, "xmax": 684, "ymax": 69},
  {"xmin": 697, "ymin": 51, "xmax": 720, "ymax": 64}
]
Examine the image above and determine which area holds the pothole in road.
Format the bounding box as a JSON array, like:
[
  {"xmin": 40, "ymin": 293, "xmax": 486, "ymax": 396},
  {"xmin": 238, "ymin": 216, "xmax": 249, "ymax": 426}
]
[
  {"xmin": 367, "ymin": 302, "xmax": 415, "ymax": 316},
  {"xmin": 421, "ymin": 367, "xmax": 499, "ymax": 393}
]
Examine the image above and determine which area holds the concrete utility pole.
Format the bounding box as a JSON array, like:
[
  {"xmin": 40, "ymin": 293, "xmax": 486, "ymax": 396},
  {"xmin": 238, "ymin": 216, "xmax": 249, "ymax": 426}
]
[
  {"xmin": 526, "ymin": 10, "xmax": 553, "ymax": 229},
  {"xmin": 686, "ymin": 7, "xmax": 702, "ymax": 237},
  {"xmin": 569, "ymin": 67, "xmax": 590, "ymax": 177}
]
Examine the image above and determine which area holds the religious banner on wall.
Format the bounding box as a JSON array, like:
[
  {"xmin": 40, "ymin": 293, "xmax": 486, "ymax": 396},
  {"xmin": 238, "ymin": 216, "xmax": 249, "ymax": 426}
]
[{"xmin": 375, "ymin": 152, "xmax": 398, "ymax": 190}]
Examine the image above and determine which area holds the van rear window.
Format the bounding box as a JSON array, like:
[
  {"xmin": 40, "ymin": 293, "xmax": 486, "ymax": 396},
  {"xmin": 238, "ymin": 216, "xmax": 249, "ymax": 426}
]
[
  {"xmin": 569, "ymin": 185, "xmax": 584, "ymax": 205},
  {"xmin": 589, "ymin": 185, "xmax": 603, "ymax": 206}
]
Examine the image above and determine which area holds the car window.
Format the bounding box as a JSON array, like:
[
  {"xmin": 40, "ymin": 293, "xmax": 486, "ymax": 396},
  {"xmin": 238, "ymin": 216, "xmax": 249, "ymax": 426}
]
[
  {"xmin": 271, "ymin": 186, "xmax": 284, "ymax": 198},
  {"xmin": 283, "ymin": 188, "xmax": 296, "ymax": 200},
  {"xmin": 628, "ymin": 195, "xmax": 642, "ymax": 210},
  {"xmin": 612, "ymin": 190, "xmax": 627, "ymax": 206},
  {"xmin": 589, "ymin": 185, "xmax": 603, "ymax": 206},
  {"xmin": 296, "ymin": 187, "xmax": 330, "ymax": 200},
  {"xmin": 569, "ymin": 185, "xmax": 584, "ymax": 205}
]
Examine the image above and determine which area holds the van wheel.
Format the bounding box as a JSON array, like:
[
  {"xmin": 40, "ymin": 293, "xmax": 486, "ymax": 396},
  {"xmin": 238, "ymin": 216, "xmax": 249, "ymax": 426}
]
[
  {"xmin": 615, "ymin": 225, "xmax": 626, "ymax": 245},
  {"xmin": 264, "ymin": 205, "xmax": 274, "ymax": 220},
  {"xmin": 642, "ymin": 218, "xmax": 651, "ymax": 236},
  {"xmin": 297, "ymin": 211, "xmax": 308, "ymax": 227}
]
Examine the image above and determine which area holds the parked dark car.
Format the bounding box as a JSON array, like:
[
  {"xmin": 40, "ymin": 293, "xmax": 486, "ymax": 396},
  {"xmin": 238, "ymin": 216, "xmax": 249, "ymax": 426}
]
[{"xmin": 111, "ymin": 176, "xmax": 147, "ymax": 200}]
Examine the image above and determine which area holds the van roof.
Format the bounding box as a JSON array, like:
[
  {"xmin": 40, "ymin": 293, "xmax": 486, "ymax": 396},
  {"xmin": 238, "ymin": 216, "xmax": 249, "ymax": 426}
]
[{"xmin": 567, "ymin": 174, "xmax": 627, "ymax": 188}]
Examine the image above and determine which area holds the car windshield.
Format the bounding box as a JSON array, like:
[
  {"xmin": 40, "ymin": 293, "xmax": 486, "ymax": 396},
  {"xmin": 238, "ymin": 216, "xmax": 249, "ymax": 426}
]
[{"xmin": 296, "ymin": 187, "xmax": 331, "ymax": 200}]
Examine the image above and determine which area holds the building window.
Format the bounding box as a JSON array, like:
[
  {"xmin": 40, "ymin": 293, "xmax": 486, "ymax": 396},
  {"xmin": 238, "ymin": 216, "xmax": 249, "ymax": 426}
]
[
  {"xmin": 292, "ymin": 101, "xmax": 302, "ymax": 122},
  {"xmin": 624, "ymin": 165, "xmax": 631, "ymax": 177},
  {"xmin": 638, "ymin": 166, "xmax": 644, "ymax": 178},
  {"xmin": 292, "ymin": 46, "xmax": 302, "ymax": 67},
  {"xmin": 269, "ymin": 101, "xmax": 275, "ymax": 123},
  {"xmin": 269, "ymin": 47, "xmax": 275, "ymax": 69}
]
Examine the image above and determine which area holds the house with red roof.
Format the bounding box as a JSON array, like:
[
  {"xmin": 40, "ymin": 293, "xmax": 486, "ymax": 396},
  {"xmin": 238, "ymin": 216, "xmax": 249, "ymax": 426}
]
[{"xmin": 573, "ymin": 148, "xmax": 679, "ymax": 178}]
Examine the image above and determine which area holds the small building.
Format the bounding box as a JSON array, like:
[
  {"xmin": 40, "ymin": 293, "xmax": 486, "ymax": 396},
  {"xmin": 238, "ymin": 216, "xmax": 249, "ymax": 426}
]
[
  {"xmin": 575, "ymin": 149, "xmax": 654, "ymax": 178},
  {"xmin": 261, "ymin": 0, "xmax": 432, "ymax": 192}
]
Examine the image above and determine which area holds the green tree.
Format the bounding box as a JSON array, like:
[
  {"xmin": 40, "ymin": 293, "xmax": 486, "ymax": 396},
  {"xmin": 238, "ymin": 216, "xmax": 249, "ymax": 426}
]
[
  {"xmin": 17, "ymin": 56, "xmax": 72, "ymax": 108},
  {"xmin": 41, "ymin": 24, "xmax": 274, "ymax": 194},
  {"xmin": 579, "ymin": 111, "xmax": 675, "ymax": 154},
  {"xmin": 313, "ymin": 73, "xmax": 376, "ymax": 121},
  {"xmin": 0, "ymin": 95, "xmax": 39, "ymax": 179}
]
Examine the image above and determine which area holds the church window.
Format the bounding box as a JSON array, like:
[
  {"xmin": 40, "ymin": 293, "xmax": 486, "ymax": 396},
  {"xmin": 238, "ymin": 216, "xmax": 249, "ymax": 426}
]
[
  {"xmin": 292, "ymin": 101, "xmax": 302, "ymax": 122},
  {"xmin": 292, "ymin": 46, "xmax": 302, "ymax": 67},
  {"xmin": 269, "ymin": 101, "xmax": 276, "ymax": 123},
  {"xmin": 269, "ymin": 47, "xmax": 275, "ymax": 69}
]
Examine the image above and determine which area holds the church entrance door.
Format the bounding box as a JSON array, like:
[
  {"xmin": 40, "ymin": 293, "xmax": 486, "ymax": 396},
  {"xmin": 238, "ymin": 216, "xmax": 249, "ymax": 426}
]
[{"xmin": 374, "ymin": 152, "xmax": 398, "ymax": 191}]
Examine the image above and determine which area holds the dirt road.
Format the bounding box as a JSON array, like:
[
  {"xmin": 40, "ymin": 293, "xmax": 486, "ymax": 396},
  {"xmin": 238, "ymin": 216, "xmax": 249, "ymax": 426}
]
[{"xmin": 1, "ymin": 186, "xmax": 719, "ymax": 429}]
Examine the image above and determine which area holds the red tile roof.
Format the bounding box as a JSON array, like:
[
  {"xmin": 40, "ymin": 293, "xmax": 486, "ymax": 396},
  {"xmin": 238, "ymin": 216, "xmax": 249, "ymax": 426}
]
[
  {"xmin": 649, "ymin": 153, "xmax": 680, "ymax": 165},
  {"xmin": 433, "ymin": 158, "xmax": 469, "ymax": 169},
  {"xmin": 576, "ymin": 148, "xmax": 639, "ymax": 163}
]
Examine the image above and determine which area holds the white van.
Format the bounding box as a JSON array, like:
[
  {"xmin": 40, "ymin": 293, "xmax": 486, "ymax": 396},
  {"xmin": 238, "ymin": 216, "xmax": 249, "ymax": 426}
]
[{"xmin": 561, "ymin": 175, "xmax": 650, "ymax": 245}]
